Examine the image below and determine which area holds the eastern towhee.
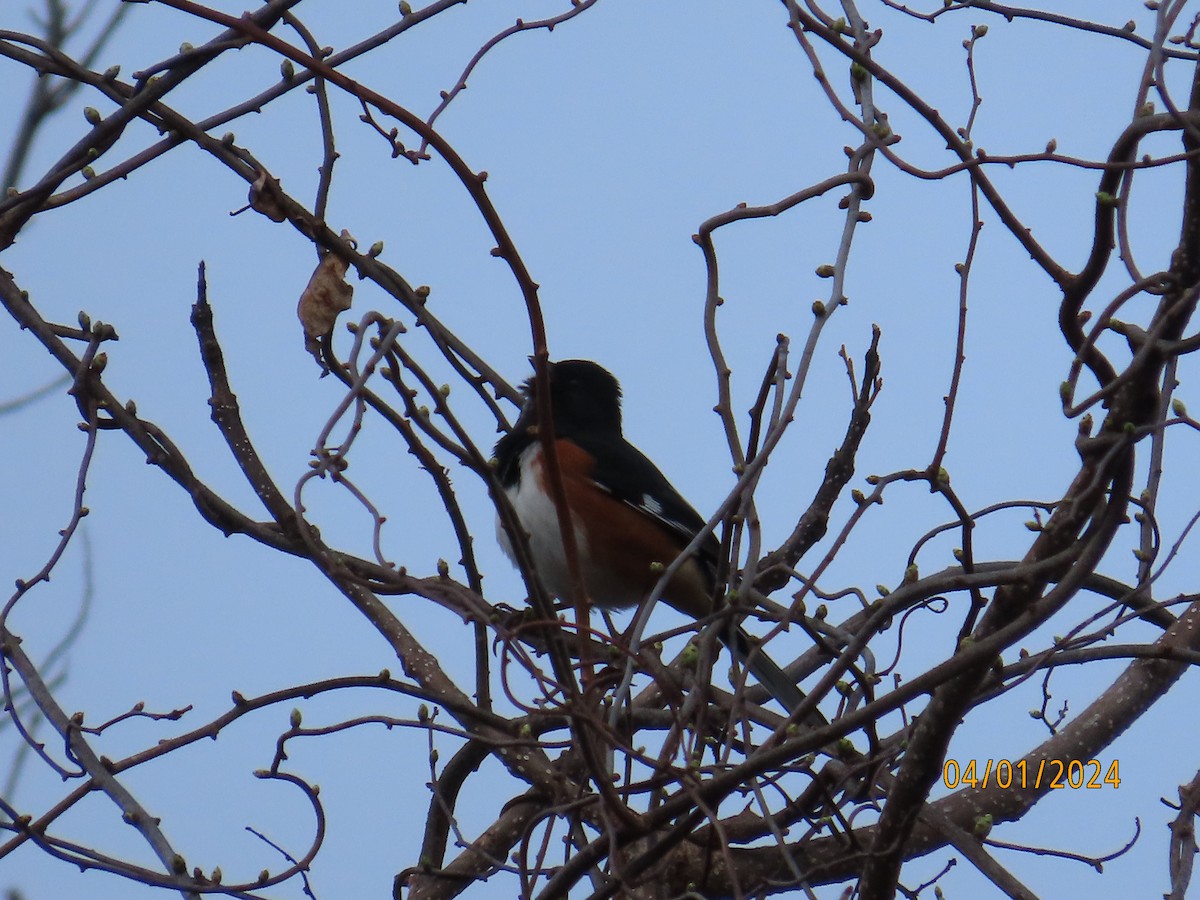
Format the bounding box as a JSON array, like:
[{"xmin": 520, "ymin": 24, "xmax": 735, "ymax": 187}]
[{"xmin": 493, "ymin": 359, "xmax": 808, "ymax": 716}]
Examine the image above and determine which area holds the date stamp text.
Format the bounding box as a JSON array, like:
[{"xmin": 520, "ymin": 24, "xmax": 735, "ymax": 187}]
[{"xmin": 942, "ymin": 758, "xmax": 1120, "ymax": 790}]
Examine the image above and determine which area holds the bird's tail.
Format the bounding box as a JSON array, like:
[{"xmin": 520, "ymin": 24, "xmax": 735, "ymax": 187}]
[
  {"xmin": 722, "ymin": 626, "xmax": 871, "ymax": 810},
  {"xmin": 723, "ymin": 625, "xmax": 829, "ymax": 731}
]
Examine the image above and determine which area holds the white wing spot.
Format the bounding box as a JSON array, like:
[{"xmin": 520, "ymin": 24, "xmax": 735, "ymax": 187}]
[{"xmin": 640, "ymin": 493, "xmax": 664, "ymax": 516}]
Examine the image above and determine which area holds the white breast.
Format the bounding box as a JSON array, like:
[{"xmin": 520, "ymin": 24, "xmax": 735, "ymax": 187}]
[{"xmin": 495, "ymin": 444, "xmax": 587, "ymax": 601}]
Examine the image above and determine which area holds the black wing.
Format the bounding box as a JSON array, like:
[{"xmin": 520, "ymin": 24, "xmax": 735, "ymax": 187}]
[{"xmin": 575, "ymin": 430, "xmax": 720, "ymax": 570}]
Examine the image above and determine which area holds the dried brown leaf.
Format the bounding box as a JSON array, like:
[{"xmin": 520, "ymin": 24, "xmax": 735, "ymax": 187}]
[
  {"xmin": 248, "ymin": 168, "xmax": 287, "ymax": 223},
  {"xmin": 298, "ymin": 247, "xmax": 353, "ymax": 368}
]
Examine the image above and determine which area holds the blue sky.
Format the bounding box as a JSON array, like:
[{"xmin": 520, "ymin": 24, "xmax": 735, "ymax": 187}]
[{"xmin": 3, "ymin": 1, "xmax": 1198, "ymax": 898}]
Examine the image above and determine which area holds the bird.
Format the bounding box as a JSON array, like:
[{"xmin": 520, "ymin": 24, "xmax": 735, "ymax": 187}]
[{"xmin": 492, "ymin": 358, "xmax": 811, "ymax": 717}]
